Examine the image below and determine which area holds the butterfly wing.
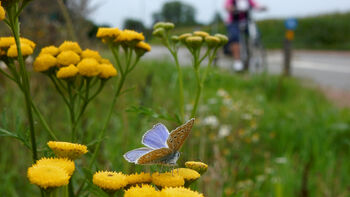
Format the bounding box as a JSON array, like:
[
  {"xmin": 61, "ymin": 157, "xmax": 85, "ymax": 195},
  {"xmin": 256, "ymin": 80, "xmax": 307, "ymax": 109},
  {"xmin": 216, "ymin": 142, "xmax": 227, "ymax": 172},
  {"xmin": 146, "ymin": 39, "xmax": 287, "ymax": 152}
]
[
  {"xmin": 167, "ymin": 118, "xmax": 195, "ymax": 151},
  {"xmin": 124, "ymin": 147, "xmax": 153, "ymax": 163},
  {"xmin": 136, "ymin": 148, "xmax": 173, "ymax": 164},
  {"xmin": 142, "ymin": 123, "xmax": 170, "ymax": 149}
]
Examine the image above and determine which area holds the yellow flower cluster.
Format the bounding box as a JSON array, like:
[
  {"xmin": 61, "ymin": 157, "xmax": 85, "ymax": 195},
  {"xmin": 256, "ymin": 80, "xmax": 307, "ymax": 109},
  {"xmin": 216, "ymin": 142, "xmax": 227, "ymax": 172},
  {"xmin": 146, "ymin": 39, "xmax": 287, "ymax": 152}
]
[
  {"xmin": 126, "ymin": 172, "xmax": 152, "ymax": 186},
  {"xmin": 96, "ymin": 27, "xmax": 151, "ymax": 56},
  {"xmin": 178, "ymin": 31, "xmax": 228, "ymax": 49},
  {"xmin": 0, "ymin": 37, "xmax": 35, "ymax": 58},
  {"xmin": 124, "ymin": 185, "xmax": 204, "ymax": 197},
  {"xmin": 27, "ymin": 157, "xmax": 75, "ymax": 189},
  {"xmin": 34, "ymin": 41, "xmax": 117, "ymax": 79},
  {"xmin": 47, "ymin": 141, "xmax": 88, "ymax": 160},
  {"xmin": 0, "ymin": 2, "xmax": 5, "ymax": 21},
  {"xmin": 93, "ymin": 171, "xmax": 128, "ymax": 191}
]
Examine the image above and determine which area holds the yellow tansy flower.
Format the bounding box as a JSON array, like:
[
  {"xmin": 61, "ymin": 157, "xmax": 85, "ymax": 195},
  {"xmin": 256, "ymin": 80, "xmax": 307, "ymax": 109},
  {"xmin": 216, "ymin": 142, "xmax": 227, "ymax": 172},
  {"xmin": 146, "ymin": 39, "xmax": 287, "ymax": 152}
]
[
  {"xmin": 99, "ymin": 63, "xmax": 117, "ymax": 79},
  {"xmin": 161, "ymin": 187, "xmax": 204, "ymax": 197},
  {"xmin": 33, "ymin": 54, "xmax": 57, "ymax": 72},
  {"xmin": 27, "ymin": 165, "xmax": 69, "ymax": 189},
  {"xmin": 124, "ymin": 184, "xmax": 159, "ymax": 197},
  {"xmin": 40, "ymin": 45, "xmax": 60, "ymax": 56},
  {"xmin": 185, "ymin": 161, "xmax": 208, "ymax": 175},
  {"xmin": 57, "ymin": 64, "xmax": 79, "ymax": 79},
  {"xmin": 173, "ymin": 168, "xmax": 200, "ymax": 184},
  {"xmin": 81, "ymin": 49, "xmax": 102, "ymax": 61},
  {"xmin": 114, "ymin": 29, "xmax": 144, "ymax": 44},
  {"xmin": 96, "ymin": 27, "xmax": 121, "ymax": 38},
  {"xmin": 99, "ymin": 58, "xmax": 112, "ymax": 64},
  {"xmin": 35, "ymin": 157, "xmax": 75, "ymax": 176},
  {"xmin": 58, "ymin": 41, "xmax": 82, "ymax": 54},
  {"xmin": 77, "ymin": 58, "xmax": 100, "ymax": 77},
  {"xmin": 7, "ymin": 43, "xmax": 33, "ymax": 57},
  {"xmin": 185, "ymin": 36, "xmax": 203, "ymax": 48},
  {"xmin": 47, "ymin": 141, "xmax": 88, "ymax": 160},
  {"xmin": 193, "ymin": 31, "xmax": 209, "ymax": 38},
  {"xmin": 126, "ymin": 172, "xmax": 152, "ymax": 186},
  {"xmin": 0, "ymin": 3, "xmax": 6, "ymax": 21},
  {"xmin": 152, "ymin": 172, "xmax": 184, "ymax": 188},
  {"xmin": 214, "ymin": 34, "xmax": 229, "ymax": 46},
  {"xmin": 57, "ymin": 51, "xmax": 81, "ymax": 66},
  {"xmin": 136, "ymin": 41, "xmax": 151, "ymax": 52},
  {"xmin": 93, "ymin": 171, "xmax": 127, "ymax": 191},
  {"xmin": 20, "ymin": 38, "xmax": 36, "ymax": 49},
  {"xmin": 178, "ymin": 33, "xmax": 192, "ymax": 42},
  {"xmin": 205, "ymin": 36, "xmax": 221, "ymax": 48}
]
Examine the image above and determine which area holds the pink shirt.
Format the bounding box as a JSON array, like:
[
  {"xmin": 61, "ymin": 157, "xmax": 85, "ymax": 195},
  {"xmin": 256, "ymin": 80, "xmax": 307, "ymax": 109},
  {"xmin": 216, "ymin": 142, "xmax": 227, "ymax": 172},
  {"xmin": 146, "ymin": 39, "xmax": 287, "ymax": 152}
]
[{"xmin": 225, "ymin": 0, "xmax": 258, "ymax": 23}]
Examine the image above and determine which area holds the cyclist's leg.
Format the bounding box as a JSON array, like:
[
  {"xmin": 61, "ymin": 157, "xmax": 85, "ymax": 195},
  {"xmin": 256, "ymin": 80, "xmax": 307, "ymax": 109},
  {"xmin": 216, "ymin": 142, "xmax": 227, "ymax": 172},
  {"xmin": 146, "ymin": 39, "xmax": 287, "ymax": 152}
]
[{"xmin": 227, "ymin": 22, "xmax": 243, "ymax": 71}]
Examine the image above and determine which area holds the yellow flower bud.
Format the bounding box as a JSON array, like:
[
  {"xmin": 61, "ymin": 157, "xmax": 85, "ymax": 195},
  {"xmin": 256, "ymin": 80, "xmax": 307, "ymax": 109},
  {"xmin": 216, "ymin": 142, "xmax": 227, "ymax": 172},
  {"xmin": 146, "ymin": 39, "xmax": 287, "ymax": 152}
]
[
  {"xmin": 215, "ymin": 34, "xmax": 229, "ymax": 46},
  {"xmin": 186, "ymin": 36, "xmax": 203, "ymax": 48},
  {"xmin": 77, "ymin": 58, "xmax": 100, "ymax": 77},
  {"xmin": 99, "ymin": 63, "xmax": 117, "ymax": 79},
  {"xmin": 57, "ymin": 64, "xmax": 79, "ymax": 79},
  {"xmin": 171, "ymin": 35, "xmax": 180, "ymax": 43},
  {"xmin": 178, "ymin": 33, "xmax": 192, "ymax": 43},
  {"xmin": 114, "ymin": 29, "xmax": 144, "ymax": 45},
  {"xmin": 194, "ymin": 31, "xmax": 209, "ymax": 38},
  {"xmin": 152, "ymin": 28, "xmax": 166, "ymax": 38},
  {"xmin": 81, "ymin": 49, "xmax": 102, "ymax": 61},
  {"xmin": 57, "ymin": 51, "xmax": 81, "ymax": 66},
  {"xmin": 153, "ymin": 22, "xmax": 166, "ymax": 30},
  {"xmin": 7, "ymin": 43, "xmax": 33, "ymax": 57},
  {"xmin": 33, "ymin": 54, "xmax": 57, "ymax": 72},
  {"xmin": 40, "ymin": 46, "xmax": 59, "ymax": 56},
  {"xmin": 205, "ymin": 36, "xmax": 221, "ymax": 48},
  {"xmin": 135, "ymin": 41, "xmax": 151, "ymax": 57},
  {"xmin": 96, "ymin": 27, "xmax": 121, "ymax": 39},
  {"xmin": 58, "ymin": 41, "xmax": 82, "ymax": 54}
]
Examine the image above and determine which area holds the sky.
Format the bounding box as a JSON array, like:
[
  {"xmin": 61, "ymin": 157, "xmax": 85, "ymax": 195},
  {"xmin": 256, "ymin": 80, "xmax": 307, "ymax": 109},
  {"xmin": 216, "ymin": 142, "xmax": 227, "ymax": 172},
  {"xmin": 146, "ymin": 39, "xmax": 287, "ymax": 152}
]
[{"xmin": 88, "ymin": 0, "xmax": 350, "ymax": 28}]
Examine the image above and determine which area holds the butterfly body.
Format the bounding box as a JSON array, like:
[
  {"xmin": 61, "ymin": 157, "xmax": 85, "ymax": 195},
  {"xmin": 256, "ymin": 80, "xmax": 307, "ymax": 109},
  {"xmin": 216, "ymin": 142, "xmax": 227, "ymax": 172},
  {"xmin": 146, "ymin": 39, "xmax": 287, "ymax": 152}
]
[{"xmin": 124, "ymin": 119, "xmax": 194, "ymax": 166}]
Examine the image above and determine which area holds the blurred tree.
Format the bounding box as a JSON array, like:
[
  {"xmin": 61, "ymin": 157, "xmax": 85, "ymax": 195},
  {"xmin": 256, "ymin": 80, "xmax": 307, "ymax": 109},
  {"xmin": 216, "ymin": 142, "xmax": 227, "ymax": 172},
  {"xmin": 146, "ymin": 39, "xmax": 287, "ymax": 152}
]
[
  {"xmin": 152, "ymin": 1, "xmax": 197, "ymax": 26},
  {"xmin": 210, "ymin": 12, "xmax": 224, "ymax": 25},
  {"xmin": 123, "ymin": 19, "xmax": 146, "ymax": 33}
]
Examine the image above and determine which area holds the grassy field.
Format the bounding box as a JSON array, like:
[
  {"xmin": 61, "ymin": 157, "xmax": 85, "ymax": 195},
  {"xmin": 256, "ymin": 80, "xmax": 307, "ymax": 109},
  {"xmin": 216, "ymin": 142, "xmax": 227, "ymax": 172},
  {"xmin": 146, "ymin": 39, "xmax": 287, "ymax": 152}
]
[{"xmin": 1, "ymin": 59, "xmax": 350, "ymax": 196}]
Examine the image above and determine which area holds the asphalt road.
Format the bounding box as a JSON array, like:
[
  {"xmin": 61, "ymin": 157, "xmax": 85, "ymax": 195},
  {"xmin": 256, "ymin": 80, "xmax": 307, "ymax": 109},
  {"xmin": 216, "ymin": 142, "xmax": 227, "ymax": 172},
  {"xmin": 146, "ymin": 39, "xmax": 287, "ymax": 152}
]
[{"xmin": 146, "ymin": 46, "xmax": 350, "ymax": 91}]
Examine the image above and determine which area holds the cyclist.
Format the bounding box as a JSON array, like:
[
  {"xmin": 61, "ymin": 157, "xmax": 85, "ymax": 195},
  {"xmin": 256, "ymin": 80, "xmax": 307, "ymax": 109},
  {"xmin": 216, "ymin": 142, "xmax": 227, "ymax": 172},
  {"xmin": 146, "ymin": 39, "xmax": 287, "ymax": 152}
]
[{"xmin": 225, "ymin": 0, "xmax": 264, "ymax": 71}]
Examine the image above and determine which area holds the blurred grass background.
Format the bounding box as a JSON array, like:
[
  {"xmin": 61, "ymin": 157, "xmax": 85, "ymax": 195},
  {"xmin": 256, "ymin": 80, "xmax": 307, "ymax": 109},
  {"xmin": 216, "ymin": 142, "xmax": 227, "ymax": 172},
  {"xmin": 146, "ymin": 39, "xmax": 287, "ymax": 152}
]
[{"xmin": 1, "ymin": 59, "xmax": 350, "ymax": 196}]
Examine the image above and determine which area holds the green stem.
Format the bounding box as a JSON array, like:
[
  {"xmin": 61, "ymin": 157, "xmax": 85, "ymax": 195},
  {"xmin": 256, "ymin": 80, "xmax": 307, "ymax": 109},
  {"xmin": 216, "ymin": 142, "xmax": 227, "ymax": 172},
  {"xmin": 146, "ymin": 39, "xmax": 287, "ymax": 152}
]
[
  {"xmin": 31, "ymin": 103, "xmax": 58, "ymax": 140},
  {"xmin": 10, "ymin": 9, "xmax": 38, "ymax": 162},
  {"xmin": 68, "ymin": 180, "xmax": 74, "ymax": 197},
  {"xmin": 172, "ymin": 52, "xmax": 185, "ymax": 122},
  {"xmin": 191, "ymin": 68, "xmax": 202, "ymax": 118}
]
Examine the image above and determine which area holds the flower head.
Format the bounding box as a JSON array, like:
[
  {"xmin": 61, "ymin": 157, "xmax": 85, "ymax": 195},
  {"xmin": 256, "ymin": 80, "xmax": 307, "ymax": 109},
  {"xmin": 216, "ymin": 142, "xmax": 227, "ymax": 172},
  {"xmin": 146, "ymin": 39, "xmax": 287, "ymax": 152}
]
[
  {"xmin": 0, "ymin": 2, "xmax": 5, "ymax": 21},
  {"xmin": 58, "ymin": 41, "xmax": 82, "ymax": 54},
  {"xmin": 193, "ymin": 31, "xmax": 209, "ymax": 38},
  {"xmin": 153, "ymin": 22, "xmax": 175, "ymax": 30},
  {"xmin": 205, "ymin": 36, "xmax": 221, "ymax": 48},
  {"xmin": 99, "ymin": 63, "xmax": 117, "ymax": 79},
  {"xmin": 96, "ymin": 27, "xmax": 121, "ymax": 39},
  {"xmin": 7, "ymin": 43, "xmax": 33, "ymax": 57},
  {"xmin": 114, "ymin": 29, "xmax": 144, "ymax": 44},
  {"xmin": 179, "ymin": 33, "xmax": 192, "ymax": 43},
  {"xmin": 57, "ymin": 51, "xmax": 80, "ymax": 66},
  {"xmin": 57, "ymin": 64, "xmax": 79, "ymax": 79},
  {"xmin": 27, "ymin": 165, "xmax": 69, "ymax": 189},
  {"xmin": 152, "ymin": 172, "xmax": 184, "ymax": 188},
  {"xmin": 81, "ymin": 49, "xmax": 102, "ymax": 61},
  {"xmin": 33, "ymin": 54, "xmax": 57, "ymax": 72},
  {"xmin": 185, "ymin": 36, "xmax": 203, "ymax": 48},
  {"xmin": 152, "ymin": 28, "xmax": 166, "ymax": 38},
  {"xmin": 135, "ymin": 41, "xmax": 151, "ymax": 57},
  {"xmin": 47, "ymin": 141, "xmax": 88, "ymax": 160},
  {"xmin": 214, "ymin": 34, "xmax": 229, "ymax": 46},
  {"xmin": 160, "ymin": 187, "xmax": 204, "ymax": 197},
  {"xmin": 173, "ymin": 168, "xmax": 200, "ymax": 182},
  {"xmin": 40, "ymin": 46, "xmax": 60, "ymax": 56},
  {"xmin": 35, "ymin": 157, "xmax": 75, "ymax": 176},
  {"xmin": 93, "ymin": 171, "xmax": 127, "ymax": 191},
  {"xmin": 77, "ymin": 58, "xmax": 100, "ymax": 77},
  {"xmin": 124, "ymin": 184, "xmax": 159, "ymax": 197},
  {"xmin": 185, "ymin": 161, "xmax": 208, "ymax": 174},
  {"xmin": 126, "ymin": 172, "xmax": 152, "ymax": 186}
]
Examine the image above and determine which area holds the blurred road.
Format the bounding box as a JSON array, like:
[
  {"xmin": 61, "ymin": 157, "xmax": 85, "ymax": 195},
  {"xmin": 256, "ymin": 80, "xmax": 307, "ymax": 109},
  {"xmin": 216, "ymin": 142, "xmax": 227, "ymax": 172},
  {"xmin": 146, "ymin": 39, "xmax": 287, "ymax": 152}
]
[{"xmin": 146, "ymin": 46, "xmax": 350, "ymax": 91}]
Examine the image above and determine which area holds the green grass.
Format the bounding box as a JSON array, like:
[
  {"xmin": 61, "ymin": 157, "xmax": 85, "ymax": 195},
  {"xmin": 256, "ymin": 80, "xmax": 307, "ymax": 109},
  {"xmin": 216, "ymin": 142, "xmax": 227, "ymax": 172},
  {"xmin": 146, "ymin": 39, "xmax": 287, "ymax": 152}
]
[{"xmin": 0, "ymin": 59, "xmax": 350, "ymax": 196}]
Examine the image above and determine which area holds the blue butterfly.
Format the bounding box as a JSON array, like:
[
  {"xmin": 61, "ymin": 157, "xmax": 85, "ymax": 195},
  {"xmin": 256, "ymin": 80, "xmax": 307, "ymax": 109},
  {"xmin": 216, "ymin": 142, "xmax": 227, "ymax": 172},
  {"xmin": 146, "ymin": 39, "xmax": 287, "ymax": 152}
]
[{"xmin": 124, "ymin": 118, "xmax": 195, "ymax": 165}]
